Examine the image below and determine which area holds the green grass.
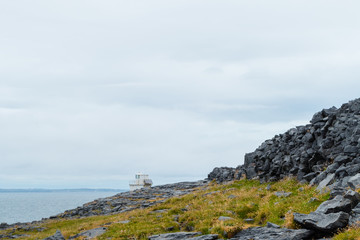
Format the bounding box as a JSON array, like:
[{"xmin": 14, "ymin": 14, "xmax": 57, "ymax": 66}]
[{"xmin": 0, "ymin": 178, "xmax": 333, "ymax": 239}]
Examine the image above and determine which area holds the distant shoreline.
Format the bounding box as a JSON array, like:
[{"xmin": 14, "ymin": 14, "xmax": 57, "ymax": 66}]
[{"xmin": 0, "ymin": 189, "xmax": 125, "ymax": 193}]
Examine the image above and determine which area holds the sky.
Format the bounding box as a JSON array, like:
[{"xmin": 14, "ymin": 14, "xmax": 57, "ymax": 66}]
[{"xmin": 1, "ymin": 0, "xmax": 360, "ymax": 189}]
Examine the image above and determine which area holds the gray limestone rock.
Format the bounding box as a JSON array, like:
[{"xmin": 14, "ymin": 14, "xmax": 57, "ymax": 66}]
[
  {"xmin": 348, "ymin": 173, "xmax": 360, "ymax": 190},
  {"xmin": 274, "ymin": 191, "xmax": 292, "ymax": 197},
  {"xmin": 329, "ymin": 187, "xmax": 346, "ymax": 199},
  {"xmin": 349, "ymin": 203, "xmax": 360, "ymax": 226},
  {"xmin": 326, "ymin": 163, "xmax": 339, "ymax": 174},
  {"xmin": 218, "ymin": 216, "xmax": 233, "ymax": 221},
  {"xmin": 69, "ymin": 227, "xmax": 107, "ymax": 239},
  {"xmin": 334, "ymin": 155, "xmax": 351, "ymax": 165},
  {"xmin": 208, "ymin": 98, "xmax": 360, "ymax": 186},
  {"xmin": 316, "ymin": 173, "xmax": 335, "ymax": 192},
  {"xmin": 43, "ymin": 230, "xmax": 65, "ymax": 240},
  {"xmin": 293, "ymin": 211, "xmax": 349, "ymax": 232},
  {"xmin": 315, "ymin": 195, "xmax": 352, "ymax": 214},
  {"xmin": 148, "ymin": 232, "xmax": 215, "ymax": 240},
  {"xmin": 266, "ymin": 222, "xmax": 280, "ymax": 228},
  {"xmin": 344, "ymin": 190, "xmax": 360, "ymax": 207},
  {"xmin": 118, "ymin": 220, "xmax": 130, "ymax": 224},
  {"xmin": 229, "ymin": 227, "xmax": 313, "ymax": 240},
  {"xmin": 0, "ymin": 233, "xmax": 30, "ymax": 239},
  {"xmin": 207, "ymin": 167, "xmax": 236, "ymax": 183},
  {"xmin": 189, "ymin": 235, "xmax": 218, "ymax": 240}
]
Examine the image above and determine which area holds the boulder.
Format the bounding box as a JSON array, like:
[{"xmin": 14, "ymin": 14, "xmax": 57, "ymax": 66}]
[
  {"xmin": 347, "ymin": 173, "xmax": 360, "ymax": 190},
  {"xmin": 349, "ymin": 203, "xmax": 360, "ymax": 226},
  {"xmin": 293, "ymin": 211, "xmax": 349, "ymax": 233},
  {"xmin": 329, "ymin": 187, "xmax": 346, "ymax": 199},
  {"xmin": 334, "ymin": 155, "xmax": 351, "ymax": 165},
  {"xmin": 43, "ymin": 230, "xmax": 65, "ymax": 240},
  {"xmin": 326, "ymin": 163, "xmax": 339, "ymax": 174},
  {"xmin": 207, "ymin": 167, "xmax": 236, "ymax": 183},
  {"xmin": 315, "ymin": 195, "xmax": 352, "ymax": 214},
  {"xmin": 316, "ymin": 173, "xmax": 335, "ymax": 192},
  {"xmin": 244, "ymin": 218, "xmax": 254, "ymax": 223},
  {"xmin": 229, "ymin": 227, "xmax": 313, "ymax": 240},
  {"xmin": 344, "ymin": 190, "xmax": 360, "ymax": 207}
]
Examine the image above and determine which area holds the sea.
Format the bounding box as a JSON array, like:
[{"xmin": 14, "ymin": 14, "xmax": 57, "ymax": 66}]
[{"xmin": 0, "ymin": 189, "xmax": 124, "ymax": 224}]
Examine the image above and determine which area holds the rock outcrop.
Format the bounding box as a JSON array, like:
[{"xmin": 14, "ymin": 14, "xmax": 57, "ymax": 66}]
[{"xmin": 209, "ymin": 98, "xmax": 360, "ymax": 190}]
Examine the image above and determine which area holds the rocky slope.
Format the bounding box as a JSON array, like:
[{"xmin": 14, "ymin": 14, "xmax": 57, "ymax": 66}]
[{"xmin": 209, "ymin": 98, "xmax": 360, "ymax": 189}]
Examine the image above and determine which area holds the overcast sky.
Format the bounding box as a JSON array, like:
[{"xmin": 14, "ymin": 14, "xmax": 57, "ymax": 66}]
[{"xmin": 1, "ymin": 0, "xmax": 360, "ymax": 189}]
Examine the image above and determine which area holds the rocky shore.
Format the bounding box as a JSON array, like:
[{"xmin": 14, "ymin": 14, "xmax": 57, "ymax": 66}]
[{"xmin": 53, "ymin": 181, "xmax": 208, "ymax": 219}]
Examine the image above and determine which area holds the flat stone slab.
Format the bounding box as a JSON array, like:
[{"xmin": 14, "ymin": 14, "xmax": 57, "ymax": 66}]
[
  {"xmin": 266, "ymin": 222, "xmax": 280, "ymax": 228},
  {"xmin": 218, "ymin": 216, "xmax": 233, "ymax": 221},
  {"xmin": 316, "ymin": 173, "xmax": 335, "ymax": 192},
  {"xmin": 189, "ymin": 235, "xmax": 218, "ymax": 240},
  {"xmin": 315, "ymin": 195, "xmax": 352, "ymax": 214},
  {"xmin": 294, "ymin": 211, "xmax": 349, "ymax": 232},
  {"xmin": 148, "ymin": 232, "xmax": 201, "ymax": 240},
  {"xmin": 229, "ymin": 227, "xmax": 313, "ymax": 240},
  {"xmin": 69, "ymin": 227, "xmax": 107, "ymax": 239},
  {"xmin": 274, "ymin": 191, "xmax": 292, "ymax": 197},
  {"xmin": 148, "ymin": 232, "xmax": 218, "ymax": 240}
]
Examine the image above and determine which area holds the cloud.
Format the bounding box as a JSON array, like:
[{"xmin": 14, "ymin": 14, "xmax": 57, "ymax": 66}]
[{"xmin": 1, "ymin": 0, "xmax": 360, "ymax": 188}]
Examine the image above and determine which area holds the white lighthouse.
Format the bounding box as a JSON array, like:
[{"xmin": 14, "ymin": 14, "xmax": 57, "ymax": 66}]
[{"xmin": 129, "ymin": 172, "xmax": 153, "ymax": 191}]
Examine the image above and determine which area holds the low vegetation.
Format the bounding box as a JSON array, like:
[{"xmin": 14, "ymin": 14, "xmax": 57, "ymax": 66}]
[{"xmin": 3, "ymin": 178, "xmax": 360, "ymax": 239}]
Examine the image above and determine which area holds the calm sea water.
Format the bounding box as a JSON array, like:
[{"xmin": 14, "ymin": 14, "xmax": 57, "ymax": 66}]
[{"xmin": 0, "ymin": 190, "xmax": 122, "ymax": 224}]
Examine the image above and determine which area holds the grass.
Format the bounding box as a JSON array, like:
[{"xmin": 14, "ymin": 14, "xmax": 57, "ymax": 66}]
[
  {"xmin": 333, "ymin": 226, "xmax": 360, "ymax": 240},
  {"xmin": 0, "ymin": 178, "xmax": 335, "ymax": 239}
]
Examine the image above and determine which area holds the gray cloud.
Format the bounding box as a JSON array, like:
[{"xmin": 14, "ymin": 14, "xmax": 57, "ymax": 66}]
[{"xmin": 1, "ymin": 0, "xmax": 360, "ymax": 188}]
